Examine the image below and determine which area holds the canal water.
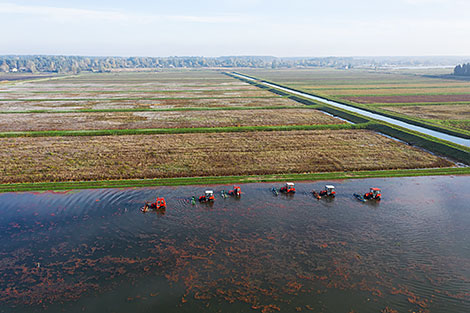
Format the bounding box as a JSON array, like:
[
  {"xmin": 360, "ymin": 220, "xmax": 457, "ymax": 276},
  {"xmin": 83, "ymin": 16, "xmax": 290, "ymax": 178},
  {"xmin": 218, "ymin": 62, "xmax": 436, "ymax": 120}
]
[
  {"xmin": 0, "ymin": 176, "xmax": 469, "ymax": 313},
  {"xmin": 232, "ymin": 73, "xmax": 470, "ymax": 148}
]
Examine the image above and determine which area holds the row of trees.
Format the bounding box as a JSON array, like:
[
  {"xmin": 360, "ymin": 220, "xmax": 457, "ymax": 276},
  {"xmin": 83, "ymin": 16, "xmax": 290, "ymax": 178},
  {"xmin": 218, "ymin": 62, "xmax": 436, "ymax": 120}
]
[
  {"xmin": 2, "ymin": 55, "xmax": 467, "ymax": 74},
  {"xmin": 454, "ymin": 63, "xmax": 470, "ymax": 76},
  {"xmin": 0, "ymin": 55, "xmax": 357, "ymax": 73}
]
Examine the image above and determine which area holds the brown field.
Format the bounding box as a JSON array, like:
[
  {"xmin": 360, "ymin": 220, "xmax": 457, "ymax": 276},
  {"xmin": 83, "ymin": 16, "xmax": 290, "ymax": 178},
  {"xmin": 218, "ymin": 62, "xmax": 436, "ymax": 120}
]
[
  {"xmin": 0, "ymin": 89, "xmax": 271, "ymax": 100},
  {"xmin": 381, "ymin": 104, "xmax": 470, "ymax": 121},
  {"xmin": 306, "ymin": 83, "xmax": 470, "ymax": 90},
  {"xmin": 1, "ymin": 82, "xmax": 253, "ymax": 93},
  {"xmin": 0, "ymin": 71, "xmax": 302, "ymax": 112},
  {"xmin": 319, "ymin": 87, "xmax": 470, "ymax": 96},
  {"xmin": 0, "ymin": 97, "xmax": 299, "ymax": 112},
  {"xmin": 0, "ymin": 130, "xmax": 452, "ymax": 183},
  {"xmin": 0, "ymin": 108, "xmax": 344, "ymax": 132},
  {"xmin": 344, "ymin": 94, "xmax": 470, "ymax": 104}
]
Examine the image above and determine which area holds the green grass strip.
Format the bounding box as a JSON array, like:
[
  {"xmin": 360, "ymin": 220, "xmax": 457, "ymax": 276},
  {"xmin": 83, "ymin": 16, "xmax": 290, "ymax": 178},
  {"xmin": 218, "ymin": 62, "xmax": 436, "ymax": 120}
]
[
  {"xmin": 0, "ymin": 105, "xmax": 312, "ymax": 115},
  {"xmin": 0, "ymin": 123, "xmax": 367, "ymax": 138},
  {"xmin": 1, "ymin": 167, "xmax": 468, "ymax": 193}
]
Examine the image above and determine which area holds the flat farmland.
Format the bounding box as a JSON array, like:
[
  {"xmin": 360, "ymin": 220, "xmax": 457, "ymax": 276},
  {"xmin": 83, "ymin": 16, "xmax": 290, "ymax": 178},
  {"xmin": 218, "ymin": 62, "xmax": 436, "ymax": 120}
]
[
  {"xmin": 0, "ymin": 71, "xmax": 301, "ymax": 112},
  {"xmin": 0, "ymin": 130, "xmax": 452, "ymax": 183},
  {"xmin": 242, "ymin": 68, "xmax": 449, "ymax": 86},
  {"xmin": 322, "ymin": 87, "xmax": 470, "ymax": 96},
  {"xmin": 343, "ymin": 94, "xmax": 470, "ymax": 104},
  {"xmin": 0, "ymin": 97, "xmax": 299, "ymax": 112},
  {"xmin": 381, "ymin": 105, "xmax": 470, "ymax": 131},
  {"xmin": 0, "ymin": 108, "xmax": 344, "ymax": 132},
  {"xmin": 0, "ymin": 70, "xmax": 461, "ymax": 187},
  {"xmin": 242, "ymin": 69, "xmax": 470, "ymax": 102},
  {"xmin": 242, "ymin": 68, "xmax": 470, "ymax": 133}
]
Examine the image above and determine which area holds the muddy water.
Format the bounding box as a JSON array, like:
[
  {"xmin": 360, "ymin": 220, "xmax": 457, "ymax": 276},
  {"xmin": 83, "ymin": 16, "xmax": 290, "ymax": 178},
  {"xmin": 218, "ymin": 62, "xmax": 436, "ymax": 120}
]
[{"xmin": 0, "ymin": 176, "xmax": 469, "ymax": 313}]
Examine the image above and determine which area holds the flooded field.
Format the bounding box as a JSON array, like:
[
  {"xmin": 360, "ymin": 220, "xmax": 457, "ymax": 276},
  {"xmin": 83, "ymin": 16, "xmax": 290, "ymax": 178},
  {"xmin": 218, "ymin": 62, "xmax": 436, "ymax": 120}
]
[{"xmin": 0, "ymin": 176, "xmax": 469, "ymax": 313}]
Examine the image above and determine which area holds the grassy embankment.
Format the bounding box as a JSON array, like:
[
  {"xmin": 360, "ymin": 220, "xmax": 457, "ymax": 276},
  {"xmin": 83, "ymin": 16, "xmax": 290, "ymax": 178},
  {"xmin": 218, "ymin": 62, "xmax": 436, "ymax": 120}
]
[{"xmin": 2, "ymin": 167, "xmax": 469, "ymax": 193}]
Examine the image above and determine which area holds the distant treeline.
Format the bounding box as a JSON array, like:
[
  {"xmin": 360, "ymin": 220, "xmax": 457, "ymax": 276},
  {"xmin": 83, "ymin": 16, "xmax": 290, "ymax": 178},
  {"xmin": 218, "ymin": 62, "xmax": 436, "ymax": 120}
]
[
  {"xmin": 1, "ymin": 55, "xmax": 469, "ymax": 74},
  {"xmin": 454, "ymin": 63, "xmax": 470, "ymax": 76},
  {"xmin": 0, "ymin": 55, "xmax": 358, "ymax": 73}
]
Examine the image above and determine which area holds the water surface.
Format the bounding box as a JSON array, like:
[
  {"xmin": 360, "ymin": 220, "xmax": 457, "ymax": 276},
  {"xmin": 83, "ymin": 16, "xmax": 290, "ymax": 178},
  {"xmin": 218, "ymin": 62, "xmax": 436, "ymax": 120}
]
[{"xmin": 0, "ymin": 176, "xmax": 469, "ymax": 313}]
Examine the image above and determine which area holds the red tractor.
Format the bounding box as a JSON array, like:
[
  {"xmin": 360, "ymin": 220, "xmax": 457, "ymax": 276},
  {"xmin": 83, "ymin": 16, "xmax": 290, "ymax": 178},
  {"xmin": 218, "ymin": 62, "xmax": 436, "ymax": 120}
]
[
  {"xmin": 280, "ymin": 182, "xmax": 296, "ymax": 194},
  {"xmin": 141, "ymin": 197, "xmax": 166, "ymax": 212},
  {"xmin": 319, "ymin": 185, "xmax": 336, "ymax": 198},
  {"xmin": 364, "ymin": 188, "xmax": 381, "ymax": 200},
  {"xmin": 228, "ymin": 186, "xmax": 241, "ymax": 197},
  {"xmin": 199, "ymin": 190, "xmax": 215, "ymax": 203}
]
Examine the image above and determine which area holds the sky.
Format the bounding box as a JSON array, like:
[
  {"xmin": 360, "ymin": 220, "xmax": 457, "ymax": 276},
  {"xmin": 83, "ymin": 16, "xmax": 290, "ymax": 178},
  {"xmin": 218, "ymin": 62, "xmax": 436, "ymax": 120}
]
[{"xmin": 1, "ymin": 0, "xmax": 469, "ymax": 57}]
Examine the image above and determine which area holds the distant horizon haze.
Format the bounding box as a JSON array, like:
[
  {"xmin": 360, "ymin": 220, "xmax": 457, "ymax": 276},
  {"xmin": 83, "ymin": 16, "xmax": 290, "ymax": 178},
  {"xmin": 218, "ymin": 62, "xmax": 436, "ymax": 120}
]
[{"xmin": 1, "ymin": 0, "xmax": 469, "ymax": 57}]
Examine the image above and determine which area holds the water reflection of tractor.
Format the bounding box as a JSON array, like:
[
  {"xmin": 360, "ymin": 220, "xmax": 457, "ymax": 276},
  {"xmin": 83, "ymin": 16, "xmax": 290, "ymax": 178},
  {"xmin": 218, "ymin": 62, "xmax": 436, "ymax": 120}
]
[
  {"xmin": 354, "ymin": 188, "xmax": 381, "ymax": 202},
  {"xmin": 280, "ymin": 182, "xmax": 296, "ymax": 194},
  {"xmin": 312, "ymin": 185, "xmax": 336, "ymax": 199},
  {"xmin": 141, "ymin": 197, "xmax": 166, "ymax": 213},
  {"xmin": 199, "ymin": 190, "xmax": 215, "ymax": 203}
]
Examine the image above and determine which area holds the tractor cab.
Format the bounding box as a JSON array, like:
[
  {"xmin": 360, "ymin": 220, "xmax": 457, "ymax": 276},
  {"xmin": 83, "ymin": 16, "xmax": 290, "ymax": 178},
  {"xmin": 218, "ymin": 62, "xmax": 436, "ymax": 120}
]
[
  {"xmin": 280, "ymin": 182, "xmax": 296, "ymax": 194},
  {"xmin": 319, "ymin": 185, "xmax": 336, "ymax": 197},
  {"xmin": 228, "ymin": 186, "xmax": 241, "ymax": 196},
  {"xmin": 325, "ymin": 185, "xmax": 336, "ymax": 196},
  {"xmin": 199, "ymin": 190, "xmax": 215, "ymax": 202},
  {"xmin": 364, "ymin": 188, "xmax": 381, "ymax": 200}
]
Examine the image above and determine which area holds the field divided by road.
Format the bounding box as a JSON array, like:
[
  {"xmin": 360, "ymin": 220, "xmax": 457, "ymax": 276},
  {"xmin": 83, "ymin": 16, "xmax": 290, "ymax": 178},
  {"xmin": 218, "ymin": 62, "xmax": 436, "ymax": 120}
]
[
  {"xmin": 241, "ymin": 68, "xmax": 470, "ymax": 133},
  {"xmin": 0, "ymin": 69, "xmax": 460, "ymax": 187}
]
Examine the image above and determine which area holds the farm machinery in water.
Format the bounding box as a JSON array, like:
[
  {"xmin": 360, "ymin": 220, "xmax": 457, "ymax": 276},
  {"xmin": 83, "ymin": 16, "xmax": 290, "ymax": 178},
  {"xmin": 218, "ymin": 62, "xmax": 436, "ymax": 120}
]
[
  {"xmin": 312, "ymin": 185, "xmax": 336, "ymax": 199},
  {"xmin": 354, "ymin": 188, "xmax": 381, "ymax": 202}
]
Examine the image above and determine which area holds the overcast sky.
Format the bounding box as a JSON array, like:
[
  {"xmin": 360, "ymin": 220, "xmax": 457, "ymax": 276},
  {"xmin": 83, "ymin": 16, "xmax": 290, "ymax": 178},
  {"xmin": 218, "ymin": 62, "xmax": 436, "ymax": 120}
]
[{"xmin": 1, "ymin": 0, "xmax": 469, "ymax": 57}]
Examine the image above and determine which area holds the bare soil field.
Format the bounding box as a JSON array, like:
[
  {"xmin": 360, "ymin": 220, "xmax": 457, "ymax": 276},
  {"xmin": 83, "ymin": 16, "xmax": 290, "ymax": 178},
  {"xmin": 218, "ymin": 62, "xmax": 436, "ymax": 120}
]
[
  {"xmin": 0, "ymin": 130, "xmax": 452, "ymax": 183},
  {"xmin": 0, "ymin": 108, "xmax": 344, "ymax": 132},
  {"xmin": 344, "ymin": 94, "xmax": 470, "ymax": 104}
]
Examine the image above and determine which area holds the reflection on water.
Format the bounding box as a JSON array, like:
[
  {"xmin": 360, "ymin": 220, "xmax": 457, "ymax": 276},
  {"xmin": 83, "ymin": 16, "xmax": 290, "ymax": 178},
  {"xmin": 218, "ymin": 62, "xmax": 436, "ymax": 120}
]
[{"xmin": 0, "ymin": 176, "xmax": 469, "ymax": 313}]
